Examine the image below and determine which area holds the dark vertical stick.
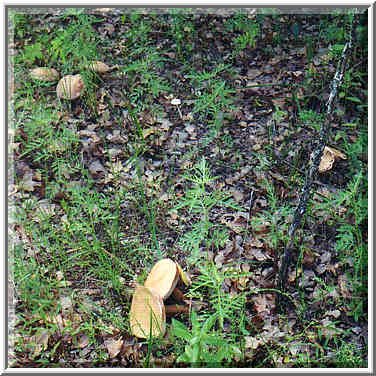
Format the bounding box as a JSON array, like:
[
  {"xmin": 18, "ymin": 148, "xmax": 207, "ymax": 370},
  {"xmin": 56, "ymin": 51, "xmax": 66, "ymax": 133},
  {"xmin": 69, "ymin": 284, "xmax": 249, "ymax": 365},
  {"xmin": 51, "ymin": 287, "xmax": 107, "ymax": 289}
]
[{"xmin": 276, "ymin": 14, "xmax": 359, "ymax": 310}]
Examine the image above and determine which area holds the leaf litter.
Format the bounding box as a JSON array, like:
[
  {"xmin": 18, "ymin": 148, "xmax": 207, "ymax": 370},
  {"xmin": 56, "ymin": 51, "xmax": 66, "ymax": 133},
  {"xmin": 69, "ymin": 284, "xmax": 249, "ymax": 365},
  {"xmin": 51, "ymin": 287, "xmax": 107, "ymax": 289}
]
[{"xmin": 10, "ymin": 8, "xmax": 367, "ymax": 368}]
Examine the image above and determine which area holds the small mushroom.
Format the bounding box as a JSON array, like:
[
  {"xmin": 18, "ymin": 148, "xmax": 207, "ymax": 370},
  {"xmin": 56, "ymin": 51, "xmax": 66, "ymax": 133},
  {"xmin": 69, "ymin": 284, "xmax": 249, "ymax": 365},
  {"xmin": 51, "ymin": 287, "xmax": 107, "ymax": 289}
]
[
  {"xmin": 56, "ymin": 74, "xmax": 84, "ymax": 100},
  {"xmin": 129, "ymin": 285, "xmax": 166, "ymax": 338},
  {"xmin": 319, "ymin": 146, "xmax": 347, "ymax": 173},
  {"xmin": 144, "ymin": 258, "xmax": 180, "ymax": 300},
  {"xmin": 85, "ymin": 61, "xmax": 118, "ymax": 73},
  {"xmin": 30, "ymin": 67, "xmax": 59, "ymax": 82}
]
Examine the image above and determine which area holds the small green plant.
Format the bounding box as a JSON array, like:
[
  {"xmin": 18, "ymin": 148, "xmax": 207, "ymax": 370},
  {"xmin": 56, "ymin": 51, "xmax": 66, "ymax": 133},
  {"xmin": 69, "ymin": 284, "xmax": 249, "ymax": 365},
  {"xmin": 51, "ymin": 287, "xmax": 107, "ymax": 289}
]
[
  {"xmin": 234, "ymin": 29, "xmax": 259, "ymax": 51},
  {"xmin": 224, "ymin": 12, "xmax": 260, "ymax": 53},
  {"xmin": 251, "ymin": 179, "xmax": 292, "ymax": 249},
  {"xmin": 11, "ymin": 12, "xmax": 31, "ymax": 38},
  {"xmin": 172, "ymin": 157, "xmax": 240, "ymax": 264},
  {"xmin": 21, "ymin": 42, "xmax": 45, "ymax": 65},
  {"xmin": 188, "ymin": 262, "xmax": 249, "ymax": 331},
  {"xmin": 298, "ymin": 109, "xmax": 324, "ymax": 132},
  {"xmin": 191, "ymin": 79, "xmax": 236, "ymax": 120},
  {"xmin": 171, "ymin": 310, "xmax": 241, "ymax": 366},
  {"xmin": 168, "ymin": 9, "xmax": 195, "ymax": 57},
  {"xmin": 122, "ymin": 52, "xmax": 172, "ymax": 111},
  {"xmin": 333, "ymin": 340, "xmax": 366, "ymax": 367}
]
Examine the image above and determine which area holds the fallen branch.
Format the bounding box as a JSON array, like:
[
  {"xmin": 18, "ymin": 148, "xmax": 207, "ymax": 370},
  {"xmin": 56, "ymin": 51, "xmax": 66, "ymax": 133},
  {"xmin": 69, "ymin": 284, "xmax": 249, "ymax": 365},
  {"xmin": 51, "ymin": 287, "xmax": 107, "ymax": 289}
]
[{"xmin": 276, "ymin": 14, "xmax": 358, "ymax": 311}]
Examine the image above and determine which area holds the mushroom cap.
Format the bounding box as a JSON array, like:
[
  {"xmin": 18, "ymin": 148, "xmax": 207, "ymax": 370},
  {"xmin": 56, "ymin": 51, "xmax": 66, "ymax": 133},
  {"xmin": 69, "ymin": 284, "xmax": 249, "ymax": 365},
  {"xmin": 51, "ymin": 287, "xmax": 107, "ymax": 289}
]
[
  {"xmin": 30, "ymin": 67, "xmax": 59, "ymax": 82},
  {"xmin": 56, "ymin": 74, "xmax": 84, "ymax": 100},
  {"xmin": 86, "ymin": 61, "xmax": 111, "ymax": 73},
  {"xmin": 144, "ymin": 258, "xmax": 179, "ymax": 300},
  {"xmin": 129, "ymin": 285, "xmax": 166, "ymax": 338}
]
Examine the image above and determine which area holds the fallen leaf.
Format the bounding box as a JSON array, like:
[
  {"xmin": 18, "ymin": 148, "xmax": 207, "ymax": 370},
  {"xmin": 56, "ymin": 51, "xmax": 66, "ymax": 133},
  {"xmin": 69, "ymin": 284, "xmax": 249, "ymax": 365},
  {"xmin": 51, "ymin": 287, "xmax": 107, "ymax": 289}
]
[
  {"xmin": 77, "ymin": 334, "xmax": 90, "ymax": 349},
  {"xmin": 319, "ymin": 146, "xmax": 347, "ymax": 172},
  {"xmin": 60, "ymin": 296, "xmax": 73, "ymax": 313},
  {"xmin": 29, "ymin": 329, "xmax": 49, "ymax": 357},
  {"xmin": 89, "ymin": 160, "xmax": 106, "ymax": 178},
  {"xmin": 221, "ymin": 212, "xmax": 248, "ymax": 233},
  {"xmin": 245, "ymin": 336, "xmax": 263, "ymax": 349},
  {"xmin": 143, "ymin": 127, "xmax": 156, "ymax": 138},
  {"xmin": 105, "ymin": 337, "xmax": 123, "ymax": 359},
  {"xmin": 18, "ymin": 170, "xmax": 41, "ymax": 192}
]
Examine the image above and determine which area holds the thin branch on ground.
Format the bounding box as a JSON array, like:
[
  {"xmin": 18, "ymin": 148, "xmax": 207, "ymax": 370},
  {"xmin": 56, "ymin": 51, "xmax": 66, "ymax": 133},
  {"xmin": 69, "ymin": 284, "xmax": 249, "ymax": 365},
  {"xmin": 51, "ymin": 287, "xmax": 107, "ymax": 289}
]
[{"xmin": 276, "ymin": 15, "xmax": 359, "ymax": 311}]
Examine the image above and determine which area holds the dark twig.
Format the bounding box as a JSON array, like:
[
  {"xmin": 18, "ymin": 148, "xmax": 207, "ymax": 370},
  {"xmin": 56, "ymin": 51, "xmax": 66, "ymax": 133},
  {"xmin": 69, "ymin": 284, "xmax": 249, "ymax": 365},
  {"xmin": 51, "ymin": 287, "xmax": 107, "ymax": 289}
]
[{"xmin": 276, "ymin": 15, "xmax": 358, "ymax": 311}]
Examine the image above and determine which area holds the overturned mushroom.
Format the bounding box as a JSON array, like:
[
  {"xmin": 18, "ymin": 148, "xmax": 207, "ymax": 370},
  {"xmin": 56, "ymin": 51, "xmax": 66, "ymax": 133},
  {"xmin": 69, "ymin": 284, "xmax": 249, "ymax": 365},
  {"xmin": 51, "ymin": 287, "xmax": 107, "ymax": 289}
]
[
  {"xmin": 129, "ymin": 285, "xmax": 166, "ymax": 338},
  {"xmin": 30, "ymin": 67, "xmax": 59, "ymax": 82},
  {"xmin": 130, "ymin": 259, "xmax": 190, "ymax": 339},
  {"xmin": 56, "ymin": 74, "xmax": 84, "ymax": 100},
  {"xmin": 144, "ymin": 258, "xmax": 180, "ymax": 300},
  {"xmin": 85, "ymin": 61, "xmax": 118, "ymax": 73}
]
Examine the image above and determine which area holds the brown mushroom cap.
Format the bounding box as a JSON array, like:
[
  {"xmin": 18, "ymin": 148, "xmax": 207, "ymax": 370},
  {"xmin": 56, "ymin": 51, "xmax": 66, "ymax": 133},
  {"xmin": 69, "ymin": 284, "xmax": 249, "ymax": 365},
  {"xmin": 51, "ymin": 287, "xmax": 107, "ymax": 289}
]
[
  {"xmin": 129, "ymin": 285, "xmax": 166, "ymax": 338},
  {"xmin": 56, "ymin": 74, "xmax": 84, "ymax": 100},
  {"xmin": 86, "ymin": 61, "xmax": 112, "ymax": 73},
  {"xmin": 30, "ymin": 68, "xmax": 59, "ymax": 82},
  {"xmin": 144, "ymin": 259, "xmax": 180, "ymax": 300}
]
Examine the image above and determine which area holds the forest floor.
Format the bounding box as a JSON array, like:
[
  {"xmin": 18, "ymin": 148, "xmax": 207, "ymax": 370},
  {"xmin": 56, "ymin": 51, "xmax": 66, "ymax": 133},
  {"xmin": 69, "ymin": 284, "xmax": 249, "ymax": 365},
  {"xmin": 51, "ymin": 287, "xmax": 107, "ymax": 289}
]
[{"xmin": 8, "ymin": 7, "xmax": 368, "ymax": 368}]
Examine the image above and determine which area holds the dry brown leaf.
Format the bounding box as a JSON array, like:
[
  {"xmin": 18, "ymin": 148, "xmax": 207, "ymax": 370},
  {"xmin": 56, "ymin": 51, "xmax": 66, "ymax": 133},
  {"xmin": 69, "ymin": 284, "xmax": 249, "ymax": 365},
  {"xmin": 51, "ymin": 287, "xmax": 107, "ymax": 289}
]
[
  {"xmin": 251, "ymin": 294, "xmax": 268, "ymax": 313},
  {"xmin": 56, "ymin": 74, "xmax": 84, "ymax": 100},
  {"xmin": 19, "ymin": 171, "xmax": 40, "ymax": 192},
  {"xmin": 246, "ymin": 248, "xmax": 268, "ymax": 261},
  {"xmin": 319, "ymin": 146, "xmax": 347, "ymax": 172},
  {"xmin": 245, "ymin": 336, "xmax": 263, "ymax": 350},
  {"xmin": 129, "ymin": 285, "xmax": 166, "ymax": 338},
  {"xmin": 221, "ymin": 212, "xmax": 248, "ymax": 233},
  {"xmin": 105, "ymin": 337, "xmax": 123, "ymax": 359},
  {"xmin": 89, "ymin": 160, "xmax": 106, "ymax": 178},
  {"xmin": 30, "ymin": 67, "xmax": 59, "ymax": 82},
  {"xmin": 77, "ymin": 334, "xmax": 90, "ymax": 349},
  {"xmin": 326, "ymin": 146, "xmax": 347, "ymax": 159},
  {"xmin": 29, "ymin": 329, "xmax": 49, "ymax": 357},
  {"xmin": 143, "ymin": 127, "xmax": 156, "ymax": 138},
  {"xmin": 319, "ymin": 150, "xmax": 335, "ymax": 172}
]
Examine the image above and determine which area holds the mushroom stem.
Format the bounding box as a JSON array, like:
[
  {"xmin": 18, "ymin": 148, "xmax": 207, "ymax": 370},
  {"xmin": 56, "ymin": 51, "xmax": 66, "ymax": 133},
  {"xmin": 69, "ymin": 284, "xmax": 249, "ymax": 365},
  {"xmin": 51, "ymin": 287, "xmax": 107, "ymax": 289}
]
[
  {"xmin": 171, "ymin": 287, "xmax": 185, "ymax": 302},
  {"xmin": 165, "ymin": 304, "xmax": 190, "ymax": 315}
]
